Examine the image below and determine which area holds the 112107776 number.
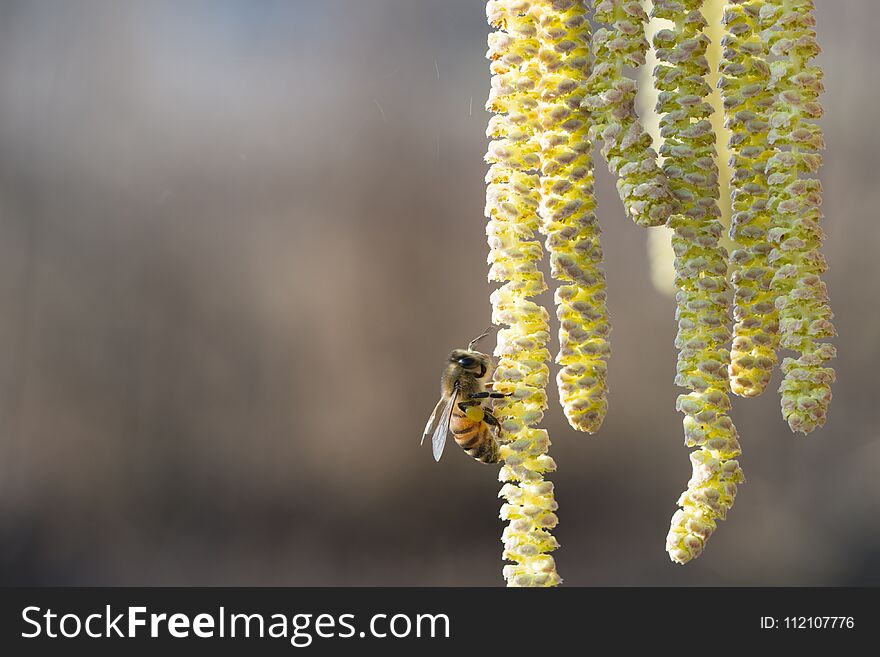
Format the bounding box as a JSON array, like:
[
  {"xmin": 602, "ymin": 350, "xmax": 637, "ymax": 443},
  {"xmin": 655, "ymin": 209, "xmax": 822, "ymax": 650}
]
[{"xmin": 783, "ymin": 617, "xmax": 854, "ymax": 629}]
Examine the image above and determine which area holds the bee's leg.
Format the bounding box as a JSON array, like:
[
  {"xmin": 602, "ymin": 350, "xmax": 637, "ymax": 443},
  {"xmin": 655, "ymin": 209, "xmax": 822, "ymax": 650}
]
[
  {"xmin": 468, "ymin": 391, "xmax": 511, "ymax": 400},
  {"xmin": 482, "ymin": 410, "xmax": 500, "ymax": 427}
]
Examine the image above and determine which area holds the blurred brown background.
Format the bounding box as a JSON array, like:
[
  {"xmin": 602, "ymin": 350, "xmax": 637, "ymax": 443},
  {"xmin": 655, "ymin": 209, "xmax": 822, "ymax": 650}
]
[{"xmin": 0, "ymin": 0, "xmax": 877, "ymax": 586}]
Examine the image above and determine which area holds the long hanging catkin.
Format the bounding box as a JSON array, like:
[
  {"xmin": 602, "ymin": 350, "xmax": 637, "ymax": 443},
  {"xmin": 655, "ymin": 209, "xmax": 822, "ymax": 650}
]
[
  {"xmin": 763, "ymin": 0, "xmax": 836, "ymax": 434},
  {"xmin": 721, "ymin": 1, "xmax": 780, "ymax": 399},
  {"xmin": 486, "ymin": 0, "xmax": 560, "ymax": 587},
  {"xmin": 534, "ymin": 0, "xmax": 610, "ymax": 434},
  {"xmin": 653, "ymin": 0, "xmax": 745, "ymax": 564}
]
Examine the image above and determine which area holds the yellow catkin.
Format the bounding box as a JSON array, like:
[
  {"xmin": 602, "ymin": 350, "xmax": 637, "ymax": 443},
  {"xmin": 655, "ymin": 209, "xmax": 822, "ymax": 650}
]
[
  {"xmin": 535, "ymin": 0, "xmax": 610, "ymax": 433},
  {"xmin": 653, "ymin": 0, "xmax": 745, "ymax": 564},
  {"xmin": 584, "ymin": 0, "xmax": 675, "ymax": 228},
  {"xmin": 721, "ymin": 1, "xmax": 780, "ymax": 398},
  {"xmin": 762, "ymin": 0, "xmax": 835, "ymax": 434},
  {"xmin": 486, "ymin": 0, "xmax": 560, "ymax": 587}
]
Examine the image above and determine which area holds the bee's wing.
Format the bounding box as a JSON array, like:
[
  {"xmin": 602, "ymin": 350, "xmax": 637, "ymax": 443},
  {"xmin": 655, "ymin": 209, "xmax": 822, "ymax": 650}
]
[
  {"xmin": 421, "ymin": 397, "xmax": 445, "ymax": 446},
  {"xmin": 430, "ymin": 390, "xmax": 458, "ymax": 462}
]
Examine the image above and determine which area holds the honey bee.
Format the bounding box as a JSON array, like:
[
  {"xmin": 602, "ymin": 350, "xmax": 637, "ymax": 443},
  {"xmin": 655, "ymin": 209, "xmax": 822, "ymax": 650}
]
[{"xmin": 421, "ymin": 328, "xmax": 509, "ymax": 464}]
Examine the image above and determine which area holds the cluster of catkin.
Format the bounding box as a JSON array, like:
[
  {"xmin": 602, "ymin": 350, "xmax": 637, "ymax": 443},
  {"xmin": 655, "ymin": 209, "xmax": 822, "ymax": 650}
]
[
  {"xmin": 722, "ymin": 0, "xmax": 834, "ymax": 432},
  {"xmin": 486, "ymin": 0, "xmax": 668, "ymax": 586},
  {"xmin": 482, "ymin": 0, "xmax": 833, "ymax": 583}
]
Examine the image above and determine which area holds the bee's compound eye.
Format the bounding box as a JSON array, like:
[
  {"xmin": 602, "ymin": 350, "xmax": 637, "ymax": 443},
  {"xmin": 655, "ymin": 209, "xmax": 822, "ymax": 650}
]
[{"xmin": 458, "ymin": 356, "xmax": 477, "ymax": 368}]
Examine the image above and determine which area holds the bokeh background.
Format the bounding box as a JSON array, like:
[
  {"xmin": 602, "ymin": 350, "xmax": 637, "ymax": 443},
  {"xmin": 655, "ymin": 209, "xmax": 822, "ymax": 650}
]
[{"xmin": 0, "ymin": 0, "xmax": 877, "ymax": 586}]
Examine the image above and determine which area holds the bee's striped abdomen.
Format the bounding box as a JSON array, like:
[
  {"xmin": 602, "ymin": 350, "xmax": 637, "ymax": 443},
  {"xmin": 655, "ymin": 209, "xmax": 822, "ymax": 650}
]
[{"xmin": 450, "ymin": 409, "xmax": 500, "ymax": 464}]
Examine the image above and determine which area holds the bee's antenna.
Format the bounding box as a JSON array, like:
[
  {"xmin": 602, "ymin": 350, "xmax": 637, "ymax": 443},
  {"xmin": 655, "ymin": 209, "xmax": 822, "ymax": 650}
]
[{"xmin": 468, "ymin": 326, "xmax": 495, "ymax": 351}]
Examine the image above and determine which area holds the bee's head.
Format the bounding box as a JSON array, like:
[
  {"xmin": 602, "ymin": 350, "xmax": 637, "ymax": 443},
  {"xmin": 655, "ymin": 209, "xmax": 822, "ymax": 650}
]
[{"xmin": 449, "ymin": 349, "xmax": 492, "ymax": 379}]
